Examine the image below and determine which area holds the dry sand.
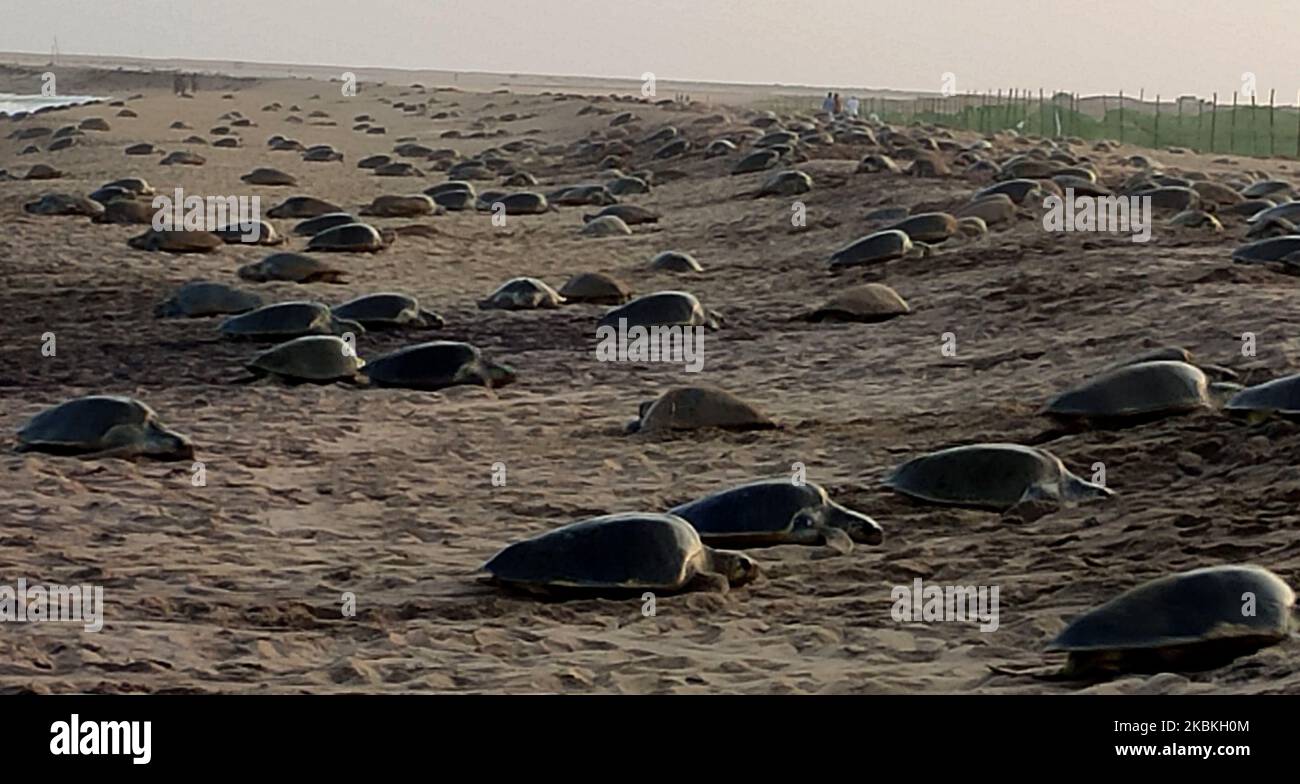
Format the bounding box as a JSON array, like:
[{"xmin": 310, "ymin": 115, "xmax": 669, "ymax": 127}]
[{"xmin": 1, "ymin": 59, "xmax": 1298, "ymax": 694}]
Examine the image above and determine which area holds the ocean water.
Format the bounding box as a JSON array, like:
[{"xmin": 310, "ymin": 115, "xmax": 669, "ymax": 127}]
[{"xmin": 0, "ymin": 94, "xmax": 110, "ymax": 117}]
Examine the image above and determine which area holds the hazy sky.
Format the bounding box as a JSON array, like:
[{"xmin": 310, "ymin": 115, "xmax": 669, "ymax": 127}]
[{"xmin": 4, "ymin": 1, "xmax": 1298, "ymax": 99}]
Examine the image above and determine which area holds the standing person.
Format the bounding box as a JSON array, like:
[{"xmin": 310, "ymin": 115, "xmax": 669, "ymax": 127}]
[
  {"xmin": 833, "ymin": 93, "xmax": 843, "ymax": 116},
  {"xmin": 821, "ymin": 91, "xmax": 834, "ymax": 115},
  {"xmin": 846, "ymin": 95, "xmax": 860, "ymax": 118}
]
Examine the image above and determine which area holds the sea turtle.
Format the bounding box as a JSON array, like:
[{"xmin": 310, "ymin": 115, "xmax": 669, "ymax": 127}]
[
  {"xmin": 358, "ymin": 154, "xmax": 392, "ymax": 170},
  {"xmin": 974, "ymin": 179, "xmax": 1043, "ymax": 204},
  {"xmin": 552, "ymin": 184, "xmax": 618, "ymax": 206},
  {"xmin": 857, "ymin": 154, "xmax": 901, "ymax": 174},
  {"xmin": 558, "ymin": 272, "xmax": 632, "ymax": 305},
  {"xmin": 887, "ymin": 212, "xmax": 958, "ymax": 243},
  {"xmin": 237, "ymin": 253, "xmax": 347, "ymax": 284},
  {"xmin": 1231, "ymin": 235, "xmax": 1300, "ymax": 266},
  {"xmin": 218, "ymin": 301, "xmax": 363, "ymax": 341},
  {"xmin": 333, "ymin": 292, "xmax": 443, "ymax": 328},
  {"xmin": 651, "ymin": 251, "xmax": 703, "ymax": 273},
  {"xmin": 802, "ymin": 283, "xmax": 909, "ymax": 323},
  {"xmin": 15, "ymin": 395, "xmax": 194, "ymax": 461},
  {"xmin": 581, "ymin": 215, "xmax": 633, "ymax": 237},
  {"xmin": 293, "ymin": 212, "xmax": 357, "ymax": 237},
  {"xmin": 1241, "ymin": 180, "xmax": 1292, "ymax": 199},
  {"xmin": 102, "ymin": 177, "xmax": 153, "ymax": 196},
  {"xmin": 705, "ymin": 139, "xmax": 737, "ymax": 158},
  {"xmin": 160, "ymin": 151, "xmax": 205, "ymax": 166},
  {"xmin": 362, "ymin": 341, "xmax": 516, "ymax": 391},
  {"xmin": 751, "ymin": 169, "xmax": 812, "ymax": 198},
  {"xmin": 669, "ymin": 479, "xmax": 883, "ymax": 552},
  {"xmin": 906, "ymin": 152, "xmax": 950, "ymax": 177},
  {"xmin": 266, "ymin": 196, "xmax": 342, "ymax": 219},
  {"xmin": 485, "ymin": 191, "xmax": 549, "ymax": 215},
  {"xmin": 307, "ymin": 222, "xmax": 387, "ymax": 252},
  {"xmin": 883, "ymin": 443, "xmax": 1112, "ymax": 512},
  {"xmin": 954, "ymin": 194, "xmax": 1016, "ymax": 226},
  {"xmin": 23, "ymin": 164, "xmax": 63, "ymax": 180},
  {"xmin": 1135, "ymin": 186, "xmax": 1200, "ymax": 212},
  {"xmin": 1224, "ymin": 373, "xmax": 1300, "ymax": 421},
  {"xmin": 829, "ymin": 229, "xmax": 924, "ymax": 269},
  {"xmin": 128, "ymin": 228, "xmax": 223, "ymax": 254},
  {"xmin": 1045, "ymin": 565, "xmax": 1294, "ymax": 677},
  {"xmin": 478, "ymin": 277, "xmax": 566, "ymax": 310},
  {"xmin": 95, "ymin": 199, "xmax": 154, "ymax": 225},
  {"xmin": 608, "ymin": 176, "xmax": 650, "ymax": 196},
  {"xmin": 1192, "ymin": 180, "xmax": 1245, "ymax": 206},
  {"xmin": 124, "ymin": 143, "xmax": 156, "ymax": 156},
  {"xmin": 481, "ymin": 513, "xmax": 759, "ymax": 596},
  {"xmin": 359, "ymin": 194, "xmax": 437, "ymax": 217},
  {"xmin": 247, "ymin": 335, "xmax": 365, "ymax": 383},
  {"xmin": 1041, "ymin": 360, "xmax": 1224, "ymax": 428},
  {"xmin": 302, "ymin": 145, "xmax": 344, "ymax": 162},
  {"xmin": 88, "ymin": 185, "xmax": 134, "ymax": 205},
  {"xmin": 23, "ymin": 193, "xmax": 104, "ymax": 218},
  {"xmin": 155, "ymin": 281, "xmax": 264, "ymax": 318},
  {"xmin": 731, "ymin": 149, "xmax": 781, "ymax": 175},
  {"xmin": 374, "ymin": 161, "xmax": 421, "ymax": 177},
  {"xmin": 628, "ymin": 386, "xmax": 774, "ymax": 433},
  {"xmin": 584, "ymin": 204, "xmax": 659, "ymax": 225},
  {"xmin": 241, "ymin": 167, "xmax": 298, "ymax": 186},
  {"xmin": 598, "ymin": 291, "xmax": 721, "ymax": 330},
  {"xmin": 212, "ymin": 220, "xmax": 283, "ymax": 246},
  {"xmin": 503, "ymin": 172, "xmax": 539, "ymax": 188}
]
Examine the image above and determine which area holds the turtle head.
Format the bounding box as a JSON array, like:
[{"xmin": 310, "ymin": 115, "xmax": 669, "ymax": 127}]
[
  {"xmin": 822, "ymin": 501, "xmax": 885, "ymax": 545},
  {"xmin": 1061, "ymin": 473, "xmax": 1114, "ymax": 503},
  {"xmin": 418, "ymin": 309, "xmax": 446, "ymax": 329},
  {"xmin": 480, "ymin": 358, "xmax": 518, "ymax": 389},
  {"xmin": 143, "ymin": 422, "xmax": 195, "ymax": 461},
  {"xmin": 709, "ymin": 549, "xmax": 760, "ymax": 589}
]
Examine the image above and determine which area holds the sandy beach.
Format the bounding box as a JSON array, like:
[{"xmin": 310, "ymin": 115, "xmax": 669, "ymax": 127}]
[{"xmin": 1, "ymin": 56, "xmax": 1298, "ymax": 695}]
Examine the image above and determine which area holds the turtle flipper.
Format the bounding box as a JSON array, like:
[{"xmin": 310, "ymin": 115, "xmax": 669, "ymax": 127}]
[
  {"xmin": 817, "ymin": 526, "xmax": 855, "ymax": 555},
  {"xmin": 986, "ymin": 663, "xmax": 1067, "ymax": 681},
  {"xmin": 687, "ymin": 570, "xmax": 729, "ymax": 594}
]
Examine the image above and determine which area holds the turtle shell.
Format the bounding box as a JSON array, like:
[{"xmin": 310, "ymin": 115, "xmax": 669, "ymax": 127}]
[
  {"xmin": 670, "ymin": 479, "xmax": 880, "ymax": 546},
  {"xmin": 805, "ymin": 283, "xmax": 909, "ymax": 323},
  {"xmin": 23, "ymin": 193, "xmax": 104, "ymax": 217},
  {"xmin": 633, "ymin": 386, "xmax": 773, "ymax": 433},
  {"xmin": 360, "ymin": 194, "xmax": 436, "ymax": 217},
  {"xmin": 267, "ymin": 196, "xmax": 343, "ymax": 219},
  {"xmin": 730, "ymin": 149, "xmax": 780, "ymax": 175},
  {"xmin": 362, "ymin": 341, "xmax": 514, "ymax": 390},
  {"xmin": 241, "ymin": 168, "xmax": 297, "ymax": 186},
  {"xmin": 493, "ymin": 192, "xmax": 549, "ymax": 215},
  {"xmin": 888, "ymin": 212, "xmax": 958, "ymax": 243},
  {"xmin": 883, "ymin": 443, "xmax": 1110, "ymax": 510},
  {"xmin": 1041, "ymin": 360, "xmax": 1211, "ymax": 424},
  {"xmin": 478, "ymin": 277, "xmax": 565, "ymax": 310},
  {"xmin": 16, "ymin": 395, "xmax": 193, "ymax": 460},
  {"xmin": 307, "ymin": 223, "xmax": 385, "ymax": 252},
  {"xmin": 155, "ymin": 281, "xmax": 263, "ymax": 318},
  {"xmin": 1225, "ymin": 373, "xmax": 1300, "ymax": 417},
  {"xmin": 954, "ymin": 195, "xmax": 1015, "ymax": 225},
  {"xmin": 219, "ymin": 301, "xmax": 347, "ymax": 340},
  {"xmin": 332, "ymin": 292, "xmax": 441, "ymax": 327},
  {"xmin": 1231, "ymin": 235, "xmax": 1300, "ymax": 264},
  {"xmin": 598, "ymin": 291, "xmax": 717, "ymax": 330},
  {"xmin": 482, "ymin": 513, "xmax": 708, "ymax": 592},
  {"xmin": 756, "ymin": 170, "xmax": 812, "ymax": 197},
  {"xmin": 238, "ymin": 253, "xmax": 346, "ymax": 283},
  {"xmin": 293, "ymin": 212, "xmax": 357, "ymax": 237},
  {"xmin": 558, "ymin": 272, "xmax": 632, "ymax": 305},
  {"xmin": 1047, "ymin": 565, "xmax": 1293, "ymax": 671},
  {"xmin": 829, "ymin": 230, "xmax": 911, "ymax": 268},
  {"xmin": 128, "ymin": 228, "xmax": 223, "ymax": 253},
  {"xmin": 650, "ymin": 251, "xmax": 702, "ymax": 273},
  {"xmin": 248, "ymin": 336, "xmax": 364, "ymax": 382}
]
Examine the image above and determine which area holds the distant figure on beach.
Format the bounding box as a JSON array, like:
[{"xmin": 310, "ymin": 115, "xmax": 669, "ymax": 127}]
[
  {"xmin": 821, "ymin": 91, "xmax": 834, "ymax": 115},
  {"xmin": 172, "ymin": 73, "xmax": 184, "ymax": 96},
  {"xmin": 833, "ymin": 93, "xmax": 843, "ymax": 116},
  {"xmin": 846, "ymin": 95, "xmax": 860, "ymax": 117},
  {"xmin": 189, "ymin": 74, "xmax": 199, "ymax": 94}
]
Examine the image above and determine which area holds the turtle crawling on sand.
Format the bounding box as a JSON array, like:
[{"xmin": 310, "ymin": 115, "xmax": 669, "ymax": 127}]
[
  {"xmin": 883, "ymin": 443, "xmax": 1112, "ymax": 512},
  {"xmin": 482, "ymin": 513, "xmax": 759, "ymax": 596},
  {"xmin": 670, "ymin": 479, "xmax": 882, "ymax": 553},
  {"xmin": 628, "ymin": 386, "xmax": 773, "ymax": 434},
  {"xmin": 15, "ymin": 395, "xmax": 194, "ymax": 461},
  {"xmin": 1045, "ymin": 565, "xmax": 1294, "ymax": 677},
  {"xmin": 247, "ymin": 335, "xmax": 365, "ymax": 384}
]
